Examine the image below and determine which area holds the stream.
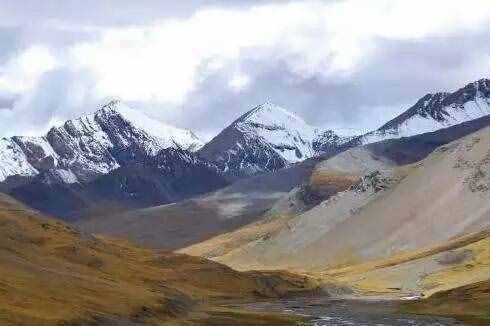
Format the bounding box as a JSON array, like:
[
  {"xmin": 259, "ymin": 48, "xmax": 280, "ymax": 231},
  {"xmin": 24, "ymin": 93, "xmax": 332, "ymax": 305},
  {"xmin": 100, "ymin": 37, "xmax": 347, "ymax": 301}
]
[{"xmin": 229, "ymin": 297, "xmax": 461, "ymax": 325}]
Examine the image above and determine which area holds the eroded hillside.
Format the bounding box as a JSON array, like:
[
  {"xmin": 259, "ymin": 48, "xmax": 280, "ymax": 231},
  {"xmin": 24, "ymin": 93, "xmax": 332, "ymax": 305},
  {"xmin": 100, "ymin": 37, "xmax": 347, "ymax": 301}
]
[{"xmin": 183, "ymin": 127, "xmax": 490, "ymax": 272}]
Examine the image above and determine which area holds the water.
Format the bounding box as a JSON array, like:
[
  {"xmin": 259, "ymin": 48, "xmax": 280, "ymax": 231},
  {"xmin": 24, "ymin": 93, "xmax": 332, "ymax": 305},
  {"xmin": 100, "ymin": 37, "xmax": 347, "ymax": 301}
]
[{"xmin": 230, "ymin": 297, "xmax": 460, "ymax": 326}]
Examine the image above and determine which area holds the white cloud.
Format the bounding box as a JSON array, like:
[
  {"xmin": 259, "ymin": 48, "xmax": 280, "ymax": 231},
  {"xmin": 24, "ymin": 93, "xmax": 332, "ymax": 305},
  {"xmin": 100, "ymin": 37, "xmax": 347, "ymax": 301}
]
[
  {"xmin": 229, "ymin": 73, "xmax": 250, "ymax": 91},
  {"xmin": 0, "ymin": 45, "xmax": 58, "ymax": 93},
  {"xmin": 1, "ymin": 0, "xmax": 490, "ymax": 137},
  {"xmin": 65, "ymin": 0, "xmax": 490, "ymax": 104},
  {"xmin": 0, "ymin": 67, "xmax": 100, "ymax": 137}
]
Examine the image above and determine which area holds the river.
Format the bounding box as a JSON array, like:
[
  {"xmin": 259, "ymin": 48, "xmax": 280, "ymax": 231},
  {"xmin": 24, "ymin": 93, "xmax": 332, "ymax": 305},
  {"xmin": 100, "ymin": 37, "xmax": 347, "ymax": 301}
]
[{"xmin": 228, "ymin": 297, "xmax": 461, "ymax": 326}]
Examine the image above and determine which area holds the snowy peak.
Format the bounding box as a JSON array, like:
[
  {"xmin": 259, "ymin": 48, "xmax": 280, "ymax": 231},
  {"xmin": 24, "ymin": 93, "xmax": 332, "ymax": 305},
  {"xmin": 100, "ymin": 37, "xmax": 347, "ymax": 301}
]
[
  {"xmin": 237, "ymin": 102, "xmax": 309, "ymax": 128},
  {"xmin": 0, "ymin": 101, "xmax": 204, "ymax": 182},
  {"xmin": 361, "ymin": 78, "xmax": 490, "ymax": 144},
  {"xmin": 198, "ymin": 102, "xmax": 348, "ymax": 177},
  {"xmin": 96, "ymin": 100, "xmax": 203, "ymax": 152},
  {"xmin": 234, "ymin": 102, "xmax": 318, "ymax": 163},
  {"xmin": 312, "ymin": 129, "xmax": 353, "ymax": 153}
]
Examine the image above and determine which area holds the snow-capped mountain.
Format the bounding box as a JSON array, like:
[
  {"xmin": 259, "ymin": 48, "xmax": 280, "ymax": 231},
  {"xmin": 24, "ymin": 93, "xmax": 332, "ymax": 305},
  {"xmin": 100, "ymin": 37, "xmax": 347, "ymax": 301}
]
[
  {"xmin": 359, "ymin": 79, "xmax": 490, "ymax": 144},
  {"xmin": 198, "ymin": 102, "xmax": 348, "ymax": 176},
  {"xmin": 237, "ymin": 102, "xmax": 319, "ymax": 163},
  {"xmin": 3, "ymin": 79, "xmax": 489, "ymax": 185},
  {"xmin": 0, "ymin": 100, "xmax": 203, "ymax": 182},
  {"xmin": 5, "ymin": 146, "xmax": 228, "ymax": 219},
  {"xmin": 0, "ymin": 138, "xmax": 39, "ymax": 182}
]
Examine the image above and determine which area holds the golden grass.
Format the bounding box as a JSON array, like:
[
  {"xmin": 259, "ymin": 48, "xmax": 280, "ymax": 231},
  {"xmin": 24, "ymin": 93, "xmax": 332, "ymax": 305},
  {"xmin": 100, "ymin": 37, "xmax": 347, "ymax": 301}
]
[
  {"xmin": 0, "ymin": 194, "xmax": 318, "ymax": 325},
  {"xmin": 401, "ymin": 280, "xmax": 490, "ymax": 324},
  {"xmin": 167, "ymin": 305, "xmax": 309, "ymax": 326},
  {"xmin": 313, "ymin": 229, "xmax": 490, "ymax": 301},
  {"xmin": 309, "ymin": 170, "xmax": 360, "ymax": 190},
  {"xmin": 323, "ymin": 229, "xmax": 490, "ymax": 278},
  {"xmin": 180, "ymin": 214, "xmax": 295, "ymax": 259},
  {"xmin": 421, "ymin": 235, "xmax": 490, "ymax": 294}
]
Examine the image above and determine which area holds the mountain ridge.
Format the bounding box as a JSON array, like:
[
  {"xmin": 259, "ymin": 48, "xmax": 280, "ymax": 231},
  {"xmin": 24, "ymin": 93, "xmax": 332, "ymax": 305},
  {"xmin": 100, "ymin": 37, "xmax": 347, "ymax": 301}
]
[
  {"xmin": 198, "ymin": 102, "xmax": 349, "ymax": 177},
  {"xmin": 2, "ymin": 78, "xmax": 489, "ymax": 183},
  {"xmin": 0, "ymin": 100, "xmax": 203, "ymax": 183},
  {"xmin": 358, "ymin": 78, "xmax": 490, "ymax": 144},
  {"xmin": 4, "ymin": 146, "xmax": 228, "ymax": 220},
  {"xmin": 2, "ymin": 78, "xmax": 490, "ymax": 221}
]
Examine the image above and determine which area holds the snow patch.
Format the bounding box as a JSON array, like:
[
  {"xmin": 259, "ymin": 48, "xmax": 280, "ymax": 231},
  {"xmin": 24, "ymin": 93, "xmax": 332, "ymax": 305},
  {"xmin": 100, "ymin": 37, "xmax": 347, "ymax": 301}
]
[
  {"xmin": 361, "ymin": 90, "xmax": 490, "ymax": 145},
  {"xmin": 0, "ymin": 138, "xmax": 38, "ymax": 182},
  {"xmin": 55, "ymin": 169, "xmax": 79, "ymax": 184},
  {"xmin": 112, "ymin": 102, "xmax": 203, "ymax": 151},
  {"xmin": 235, "ymin": 102, "xmax": 320, "ymax": 163}
]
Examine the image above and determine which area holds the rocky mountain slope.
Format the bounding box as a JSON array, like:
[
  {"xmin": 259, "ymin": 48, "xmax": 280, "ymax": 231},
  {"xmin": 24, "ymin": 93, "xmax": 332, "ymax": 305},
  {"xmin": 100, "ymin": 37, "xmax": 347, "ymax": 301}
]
[
  {"xmin": 79, "ymin": 115, "xmax": 490, "ymax": 250},
  {"xmin": 3, "ymin": 78, "xmax": 490, "ymax": 223},
  {"xmin": 197, "ymin": 79, "xmax": 490, "ymax": 178},
  {"xmin": 77, "ymin": 153, "xmax": 327, "ymax": 248},
  {"xmin": 178, "ymin": 120, "xmax": 490, "ymax": 324},
  {"xmin": 357, "ymin": 78, "xmax": 490, "ymax": 144},
  {"xmin": 5, "ymin": 147, "xmax": 228, "ymax": 220},
  {"xmin": 181, "ymin": 117, "xmax": 490, "ymax": 271},
  {"xmin": 0, "ymin": 100, "xmax": 203, "ymax": 183},
  {"xmin": 198, "ymin": 102, "xmax": 349, "ymax": 178},
  {"xmin": 2, "ymin": 101, "xmax": 349, "ymax": 220},
  {"xmin": 0, "ymin": 193, "xmax": 319, "ymax": 325},
  {"xmin": 2, "ymin": 79, "xmax": 489, "ymax": 185}
]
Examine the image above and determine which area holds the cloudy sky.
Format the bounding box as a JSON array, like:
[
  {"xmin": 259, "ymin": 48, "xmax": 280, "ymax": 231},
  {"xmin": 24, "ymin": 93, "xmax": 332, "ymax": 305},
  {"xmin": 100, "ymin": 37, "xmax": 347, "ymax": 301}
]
[{"xmin": 1, "ymin": 0, "xmax": 489, "ymax": 140}]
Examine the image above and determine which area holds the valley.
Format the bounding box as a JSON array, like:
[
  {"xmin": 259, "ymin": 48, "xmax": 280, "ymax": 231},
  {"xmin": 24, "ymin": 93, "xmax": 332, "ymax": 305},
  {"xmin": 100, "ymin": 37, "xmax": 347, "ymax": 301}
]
[
  {"xmin": 1, "ymin": 78, "xmax": 490, "ymax": 325},
  {"xmin": 0, "ymin": 193, "xmax": 319, "ymax": 325}
]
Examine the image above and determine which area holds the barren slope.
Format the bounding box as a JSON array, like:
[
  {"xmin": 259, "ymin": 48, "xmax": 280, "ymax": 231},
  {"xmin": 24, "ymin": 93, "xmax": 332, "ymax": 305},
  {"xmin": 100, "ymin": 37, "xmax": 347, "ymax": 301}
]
[
  {"xmin": 184, "ymin": 126, "xmax": 490, "ymax": 272},
  {"xmin": 77, "ymin": 153, "xmax": 329, "ymax": 249}
]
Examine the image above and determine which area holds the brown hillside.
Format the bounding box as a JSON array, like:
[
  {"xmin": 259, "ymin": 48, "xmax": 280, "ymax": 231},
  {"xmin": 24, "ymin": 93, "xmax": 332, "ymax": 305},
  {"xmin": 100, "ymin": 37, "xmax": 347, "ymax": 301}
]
[{"xmin": 0, "ymin": 194, "xmax": 318, "ymax": 325}]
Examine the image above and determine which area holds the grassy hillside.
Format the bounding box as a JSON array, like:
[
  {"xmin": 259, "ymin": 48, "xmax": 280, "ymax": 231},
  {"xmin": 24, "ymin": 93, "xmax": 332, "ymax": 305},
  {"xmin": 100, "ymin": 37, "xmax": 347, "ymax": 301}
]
[
  {"xmin": 401, "ymin": 280, "xmax": 490, "ymax": 325},
  {"xmin": 0, "ymin": 193, "xmax": 318, "ymax": 325},
  {"xmin": 322, "ymin": 230, "xmax": 490, "ymax": 295}
]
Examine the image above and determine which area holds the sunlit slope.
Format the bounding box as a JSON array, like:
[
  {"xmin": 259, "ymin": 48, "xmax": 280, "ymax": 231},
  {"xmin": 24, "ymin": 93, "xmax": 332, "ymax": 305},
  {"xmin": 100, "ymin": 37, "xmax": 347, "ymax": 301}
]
[
  {"xmin": 0, "ymin": 194, "xmax": 317, "ymax": 325},
  {"xmin": 180, "ymin": 170, "xmax": 359, "ymax": 261},
  {"xmin": 325, "ymin": 230, "xmax": 490, "ymax": 322},
  {"xmin": 184, "ymin": 126, "xmax": 490, "ymax": 272},
  {"xmin": 323, "ymin": 230, "xmax": 490, "ymax": 296},
  {"xmin": 363, "ymin": 230, "xmax": 490, "ymax": 323},
  {"xmin": 402, "ymin": 279, "xmax": 490, "ymax": 323}
]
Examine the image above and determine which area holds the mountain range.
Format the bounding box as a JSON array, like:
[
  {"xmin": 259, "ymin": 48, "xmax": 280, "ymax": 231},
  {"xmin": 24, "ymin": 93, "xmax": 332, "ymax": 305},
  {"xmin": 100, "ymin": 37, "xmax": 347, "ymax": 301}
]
[
  {"xmin": 2, "ymin": 78, "xmax": 490, "ymax": 324},
  {"xmin": 0, "ymin": 100, "xmax": 202, "ymax": 183},
  {"xmin": 1, "ymin": 79, "xmax": 490, "ymax": 219}
]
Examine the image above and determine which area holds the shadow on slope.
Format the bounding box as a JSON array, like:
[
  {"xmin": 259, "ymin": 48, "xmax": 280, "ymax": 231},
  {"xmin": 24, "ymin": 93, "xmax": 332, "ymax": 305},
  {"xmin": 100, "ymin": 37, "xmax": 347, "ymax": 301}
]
[
  {"xmin": 76, "ymin": 151, "xmax": 333, "ymax": 249},
  {"xmin": 2, "ymin": 148, "xmax": 229, "ymax": 221}
]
